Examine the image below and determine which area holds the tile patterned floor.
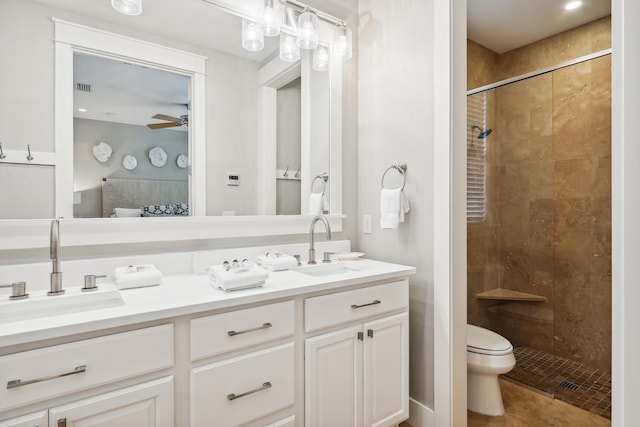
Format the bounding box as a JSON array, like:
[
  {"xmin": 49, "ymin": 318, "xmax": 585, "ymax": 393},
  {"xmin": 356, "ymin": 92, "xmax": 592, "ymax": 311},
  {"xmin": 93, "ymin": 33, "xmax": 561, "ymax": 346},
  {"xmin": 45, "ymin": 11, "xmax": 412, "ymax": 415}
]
[{"xmin": 505, "ymin": 346, "xmax": 611, "ymax": 419}]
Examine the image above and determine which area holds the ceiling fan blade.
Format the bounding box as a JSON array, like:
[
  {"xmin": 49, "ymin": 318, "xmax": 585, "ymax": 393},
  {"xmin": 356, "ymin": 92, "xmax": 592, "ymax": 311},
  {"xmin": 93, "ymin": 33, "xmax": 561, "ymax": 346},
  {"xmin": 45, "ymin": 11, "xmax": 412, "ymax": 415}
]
[
  {"xmin": 152, "ymin": 113, "xmax": 181, "ymax": 121},
  {"xmin": 147, "ymin": 122, "xmax": 180, "ymax": 129}
]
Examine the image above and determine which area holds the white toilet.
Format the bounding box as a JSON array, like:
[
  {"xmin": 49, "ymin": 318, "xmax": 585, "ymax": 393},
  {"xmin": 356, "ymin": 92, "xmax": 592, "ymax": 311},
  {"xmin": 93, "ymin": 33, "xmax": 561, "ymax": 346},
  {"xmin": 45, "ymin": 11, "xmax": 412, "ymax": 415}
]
[{"xmin": 467, "ymin": 324, "xmax": 516, "ymax": 416}]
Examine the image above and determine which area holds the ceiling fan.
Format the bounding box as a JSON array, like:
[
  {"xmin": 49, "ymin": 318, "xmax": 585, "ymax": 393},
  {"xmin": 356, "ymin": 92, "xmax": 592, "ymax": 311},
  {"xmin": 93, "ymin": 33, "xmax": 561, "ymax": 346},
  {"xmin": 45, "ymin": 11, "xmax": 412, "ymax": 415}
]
[{"xmin": 146, "ymin": 114, "xmax": 188, "ymax": 129}]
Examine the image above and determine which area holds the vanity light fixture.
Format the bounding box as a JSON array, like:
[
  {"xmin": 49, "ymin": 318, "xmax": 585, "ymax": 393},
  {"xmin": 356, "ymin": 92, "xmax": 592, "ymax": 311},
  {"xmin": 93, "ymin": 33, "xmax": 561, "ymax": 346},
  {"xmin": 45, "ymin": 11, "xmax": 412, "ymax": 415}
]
[
  {"xmin": 333, "ymin": 21, "xmax": 352, "ymax": 60},
  {"xmin": 242, "ymin": 19, "xmax": 265, "ymax": 52},
  {"xmin": 262, "ymin": 0, "xmax": 283, "ymax": 37},
  {"xmin": 111, "ymin": 0, "xmax": 142, "ymax": 16},
  {"xmin": 77, "ymin": 108, "xmax": 88, "ymax": 112},
  {"xmin": 279, "ymin": 32, "xmax": 300, "ymax": 62},
  {"xmin": 296, "ymin": 8, "xmax": 319, "ymax": 49},
  {"xmin": 313, "ymin": 45, "xmax": 330, "ymax": 71},
  {"xmin": 565, "ymin": 1, "xmax": 582, "ymax": 10}
]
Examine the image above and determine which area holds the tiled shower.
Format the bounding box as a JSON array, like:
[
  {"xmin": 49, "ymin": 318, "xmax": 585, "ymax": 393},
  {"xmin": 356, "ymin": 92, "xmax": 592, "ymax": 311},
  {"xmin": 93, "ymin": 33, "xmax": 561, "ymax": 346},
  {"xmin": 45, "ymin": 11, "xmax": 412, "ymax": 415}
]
[{"xmin": 467, "ymin": 17, "xmax": 612, "ymax": 419}]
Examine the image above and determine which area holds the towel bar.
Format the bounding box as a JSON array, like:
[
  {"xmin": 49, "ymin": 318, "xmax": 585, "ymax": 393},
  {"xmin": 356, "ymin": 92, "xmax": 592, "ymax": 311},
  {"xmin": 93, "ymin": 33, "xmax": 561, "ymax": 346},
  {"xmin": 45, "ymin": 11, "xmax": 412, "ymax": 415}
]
[{"xmin": 381, "ymin": 162, "xmax": 407, "ymax": 190}]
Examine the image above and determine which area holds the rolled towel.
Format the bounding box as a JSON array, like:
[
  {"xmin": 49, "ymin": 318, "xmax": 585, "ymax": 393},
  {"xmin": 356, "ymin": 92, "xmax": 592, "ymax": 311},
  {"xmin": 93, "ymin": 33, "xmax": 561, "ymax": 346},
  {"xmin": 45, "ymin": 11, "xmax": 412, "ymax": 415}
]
[
  {"xmin": 209, "ymin": 263, "xmax": 268, "ymax": 291},
  {"xmin": 114, "ymin": 264, "xmax": 162, "ymax": 289},
  {"xmin": 256, "ymin": 252, "xmax": 299, "ymax": 271},
  {"xmin": 308, "ymin": 192, "xmax": 323, "ymax": 215},
  {"xmin": 380, "ymin": 188, "xmax": 410, "ymax": 229}
]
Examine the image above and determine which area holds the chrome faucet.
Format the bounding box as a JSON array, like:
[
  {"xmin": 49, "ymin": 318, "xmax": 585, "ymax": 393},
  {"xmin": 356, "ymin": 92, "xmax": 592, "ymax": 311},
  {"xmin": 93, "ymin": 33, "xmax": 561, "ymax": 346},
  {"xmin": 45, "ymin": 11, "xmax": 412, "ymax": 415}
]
[
  {"xmin": 49, "ymin": 219, "xmax": 64, "ymax": 296},
  {"xmin": 308, "ymin": 215, "xmax": 332, "ymax": 265}
]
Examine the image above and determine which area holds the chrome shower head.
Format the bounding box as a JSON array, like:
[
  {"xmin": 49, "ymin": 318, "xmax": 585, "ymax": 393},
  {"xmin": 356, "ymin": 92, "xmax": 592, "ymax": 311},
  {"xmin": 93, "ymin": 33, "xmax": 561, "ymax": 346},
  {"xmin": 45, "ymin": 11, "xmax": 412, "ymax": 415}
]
[{"xmin": 471, "ymin": 125, "xmax": 492, "ymax": 139}]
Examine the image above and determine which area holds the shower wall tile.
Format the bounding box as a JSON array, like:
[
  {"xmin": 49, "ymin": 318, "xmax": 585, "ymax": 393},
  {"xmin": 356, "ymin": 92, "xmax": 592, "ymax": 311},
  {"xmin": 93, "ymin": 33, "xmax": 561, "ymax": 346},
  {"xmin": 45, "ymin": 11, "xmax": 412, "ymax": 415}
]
[
  {"xmin": 499, "ymin": 16, "xmax": 611, "ymax": 80},
  {"xmin": 467, "ymin": 39, "xmax": 499, "ymax": 90}
]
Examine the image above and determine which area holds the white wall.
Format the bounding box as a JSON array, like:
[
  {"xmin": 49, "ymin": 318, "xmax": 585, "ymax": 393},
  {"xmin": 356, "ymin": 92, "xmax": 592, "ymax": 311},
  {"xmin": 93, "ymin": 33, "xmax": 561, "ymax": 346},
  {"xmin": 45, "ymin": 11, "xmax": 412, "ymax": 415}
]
[
  {"xmin": 612, "ymin": 0, "xmax": 640, "ymax": 424},
  {"xmin": 356, "ymin": 0, "xmax": 436, "ymax": 409},
  {"xmin": 73, "ymin": 119, "xmax": 188, "ymax": 218},
  {"xmin": 276, "ymin": 79, "xmax": 302, "ymax": 215}
]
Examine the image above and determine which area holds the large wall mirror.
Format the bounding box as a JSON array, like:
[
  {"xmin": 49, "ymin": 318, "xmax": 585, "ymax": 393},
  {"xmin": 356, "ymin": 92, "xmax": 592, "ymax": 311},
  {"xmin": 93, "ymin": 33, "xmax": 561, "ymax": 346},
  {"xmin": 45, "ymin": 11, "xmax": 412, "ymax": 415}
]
[{"xmin": 0, "ymin": 0, "xmax": 343, "ymax": 224}]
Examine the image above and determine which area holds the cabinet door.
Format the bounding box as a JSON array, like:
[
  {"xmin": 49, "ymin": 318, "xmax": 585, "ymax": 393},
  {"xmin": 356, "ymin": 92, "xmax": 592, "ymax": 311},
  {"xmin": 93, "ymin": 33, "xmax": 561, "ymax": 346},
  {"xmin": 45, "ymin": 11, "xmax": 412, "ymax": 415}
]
[
  {"xmin": 305, "ymin": 325, "xmax": 362, "ymax": 427},
  {"xmin": 0, "ymin": 411, "xmax": 47, "ymax": 427},
  {"xmin": 48, "ymin": 376, "xmax": 173, "ymax": 427},
  {"xmin": 362, "ymin": 312, "xmax": 409, "ymax": 427}
]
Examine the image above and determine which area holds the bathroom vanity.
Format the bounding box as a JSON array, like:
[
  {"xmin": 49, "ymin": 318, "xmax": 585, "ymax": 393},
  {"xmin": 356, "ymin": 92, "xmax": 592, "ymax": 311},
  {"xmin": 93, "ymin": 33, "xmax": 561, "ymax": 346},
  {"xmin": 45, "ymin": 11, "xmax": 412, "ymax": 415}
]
[{"xmin": 0, "ymin": 250, "xmax": 414, "ymax": 427}]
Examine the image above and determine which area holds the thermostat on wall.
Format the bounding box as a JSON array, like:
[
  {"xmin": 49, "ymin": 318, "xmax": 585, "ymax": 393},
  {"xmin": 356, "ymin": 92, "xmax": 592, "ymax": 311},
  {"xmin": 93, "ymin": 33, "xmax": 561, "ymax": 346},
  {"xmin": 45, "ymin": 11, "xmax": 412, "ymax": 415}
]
[{"xmin": 227, "ymin": 173, "xmax": 239, "ymax": 186}]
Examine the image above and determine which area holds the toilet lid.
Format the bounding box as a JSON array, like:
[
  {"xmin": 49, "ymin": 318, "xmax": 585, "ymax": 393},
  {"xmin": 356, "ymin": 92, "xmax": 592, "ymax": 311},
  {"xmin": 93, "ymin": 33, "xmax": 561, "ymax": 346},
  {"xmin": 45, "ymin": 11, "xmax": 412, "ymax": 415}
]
[{"xmin": 467, "ymin": 324, "xmax": 513, "ymax": 355}]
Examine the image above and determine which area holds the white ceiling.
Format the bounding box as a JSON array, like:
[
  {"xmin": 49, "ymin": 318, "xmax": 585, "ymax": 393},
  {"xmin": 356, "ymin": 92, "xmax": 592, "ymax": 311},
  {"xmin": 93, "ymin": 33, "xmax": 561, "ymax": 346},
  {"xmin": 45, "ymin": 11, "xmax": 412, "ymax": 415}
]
[{"xmin": 468, "ymin": 0, "xmax": 611, "ymax": 54}]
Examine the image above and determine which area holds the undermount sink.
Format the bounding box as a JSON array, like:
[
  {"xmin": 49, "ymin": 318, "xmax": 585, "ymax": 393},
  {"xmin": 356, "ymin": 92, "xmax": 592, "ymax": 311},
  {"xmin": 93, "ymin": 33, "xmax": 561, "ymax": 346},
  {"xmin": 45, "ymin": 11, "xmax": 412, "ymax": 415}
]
[
  {"xmin": 294, "ymin": 261, "xmax": 367, "ymax": 277},
  {"xmin": 0, "ymin": 284, "xmax": 124, "ymax": 324}
]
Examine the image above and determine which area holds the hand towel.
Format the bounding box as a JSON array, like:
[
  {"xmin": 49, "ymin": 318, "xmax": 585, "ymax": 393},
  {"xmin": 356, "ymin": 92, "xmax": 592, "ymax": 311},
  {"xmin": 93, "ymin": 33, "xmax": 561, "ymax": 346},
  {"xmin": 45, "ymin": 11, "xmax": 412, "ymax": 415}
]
[
  {"xmin": 256, "ymin": 252, "xmax": 299, "ymax": 271},
  {"xmin": 114, "ymin": 264, "xmax": 162, "ymax": 289},
  {"xmin": 308, "ymin": 192, "xmax": 323, "ymax": 215},
  {"xmin": 380, "ymin": 188, "xmax": 410, "ymax": 229},
  {"xmin": 209, "ymin": 263, "xmax": 269, "ymax": 291}
]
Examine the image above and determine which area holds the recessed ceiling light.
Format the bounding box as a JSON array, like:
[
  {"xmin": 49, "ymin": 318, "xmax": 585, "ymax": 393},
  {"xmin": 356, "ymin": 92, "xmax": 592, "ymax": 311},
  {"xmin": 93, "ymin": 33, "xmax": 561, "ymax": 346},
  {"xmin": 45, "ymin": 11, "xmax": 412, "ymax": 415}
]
[
  {"xmin": 78, "ymin": 108, "xmax": 88, "ymax": 112},
  {"xmin": 565, "ymin": 1, "xmax": 583, "ymax": 10}
]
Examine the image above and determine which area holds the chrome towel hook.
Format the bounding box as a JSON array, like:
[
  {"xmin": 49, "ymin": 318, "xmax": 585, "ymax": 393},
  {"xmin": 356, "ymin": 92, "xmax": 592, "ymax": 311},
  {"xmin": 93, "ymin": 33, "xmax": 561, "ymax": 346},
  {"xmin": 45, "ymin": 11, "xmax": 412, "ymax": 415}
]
[
  {"xmin": 381, "ymin": 161, "xmax": 408, "ymax": 190},
  {"xmin": 26, "ymin": 144, "xmax": 34, "ymax": 161},
  {"xmin": 0, "ymin": 143, "xmax": 5, "ymax": 160}
]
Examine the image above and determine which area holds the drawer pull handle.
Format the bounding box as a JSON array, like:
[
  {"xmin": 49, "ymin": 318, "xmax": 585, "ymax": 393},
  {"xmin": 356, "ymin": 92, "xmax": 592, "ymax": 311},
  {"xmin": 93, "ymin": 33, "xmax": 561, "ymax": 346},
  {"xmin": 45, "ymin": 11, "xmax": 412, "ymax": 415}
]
[
  {"xmin": 227, "ymin": 322, "xmax": 272, "ymax": 337},
  {"xmin": 6, "ymin": 365, "xmax": 86, "ymax": 389},
  {"xmin": 351, "ymin": 299, "xmax": 381, "ymax": 309},
  {"xmin": 227, "ymin": 381, "xmax": 272, "ymax": 400}
]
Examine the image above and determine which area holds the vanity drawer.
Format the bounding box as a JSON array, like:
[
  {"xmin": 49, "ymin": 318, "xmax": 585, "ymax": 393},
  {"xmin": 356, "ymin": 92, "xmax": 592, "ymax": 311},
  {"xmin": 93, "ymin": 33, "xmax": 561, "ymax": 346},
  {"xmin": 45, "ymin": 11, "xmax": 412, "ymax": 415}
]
[
  {"xmin": 305, "ymin": 280, "xmax": 409, "ymax": 332},
  {"xmin": 0, "ymin": 324, "xmax": 173, "ymax": 412},
  {"xmin": 190, "ymin": 300, "xmax": 294, "ymax": 361},
  {"xmin": 190, "ymin": 342, "xmax": 295, "ymax": 427}
]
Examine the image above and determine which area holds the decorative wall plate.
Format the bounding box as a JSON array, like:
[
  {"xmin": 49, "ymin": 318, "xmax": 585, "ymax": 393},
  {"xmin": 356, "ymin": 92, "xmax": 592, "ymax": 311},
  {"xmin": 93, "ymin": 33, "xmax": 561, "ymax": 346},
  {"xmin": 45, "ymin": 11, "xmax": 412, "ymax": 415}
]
[
  {"xmin": 92, "ymin": 142, "xmax": 112, "ymax": 163},
  {"xmin": 176, "ymin": 154, "xmax": 188, "ymax": 169},
  {"xmin": 148, "ymin": 147, "xmax": 167, "ymax": 167},
  {"xmin": 123, "ymin": 154, "xmax": 137, "ymax": 170}
]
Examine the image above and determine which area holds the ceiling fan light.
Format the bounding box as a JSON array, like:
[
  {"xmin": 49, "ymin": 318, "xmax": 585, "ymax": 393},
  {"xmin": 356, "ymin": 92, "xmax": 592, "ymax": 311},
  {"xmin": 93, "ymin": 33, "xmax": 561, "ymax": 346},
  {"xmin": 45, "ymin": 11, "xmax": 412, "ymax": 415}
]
[
  {"xmin": 280, "ymin": 32, "xmax": 300, "ymax": 62},
  {"xmin": 297, "ymin": 8, "xmax": 318, "ymax": 50},
  {"xmin": 262, "ymin": 0, "xmax": 283, "ymax": 37},
  {"xmin": 242, "ymin": 19, "xmax": 265, "ymax": 52},
  {"xmin": 111, "ymin": 0, "xmax": 142, "ymax": 16}
]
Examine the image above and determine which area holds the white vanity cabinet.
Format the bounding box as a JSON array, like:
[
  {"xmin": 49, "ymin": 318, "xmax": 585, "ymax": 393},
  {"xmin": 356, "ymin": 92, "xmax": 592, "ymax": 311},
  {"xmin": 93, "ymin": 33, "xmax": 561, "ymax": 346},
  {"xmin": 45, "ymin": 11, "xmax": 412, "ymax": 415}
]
[
  {"xmin": 0, "ymin": 411, "xmax": 47, "ymax": 427},
  {"xmin": 48, "ymin": 376, "xmax": 173, "ymax": 427},
  {"xmin": 0, "ymin": 325, "xmax": 174, "ymax": 426},
  {"xmin": 304, "ymin": 280, "xmax": 409, "ymax": 427},
  {"xmin": 189, "ymin": 301, "xmax": 296, "ymax": 426}
]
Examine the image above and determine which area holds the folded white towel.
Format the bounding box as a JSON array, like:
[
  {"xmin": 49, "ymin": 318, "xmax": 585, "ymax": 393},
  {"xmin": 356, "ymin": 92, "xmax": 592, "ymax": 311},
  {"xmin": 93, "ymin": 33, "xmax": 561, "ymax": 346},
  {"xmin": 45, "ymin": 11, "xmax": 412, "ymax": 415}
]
[
  {"xmin": 380, "ymin": 188, "xmax": 410, "ymax": 229},
  {"xmin": 114, "ymin": 264, "xmax": 162, "ymax": 289},
  {"xmin": 256, "ymin": 252, "xmax": 299, "ymax": 271},
  {"xmin": 308, "ymin": 192, "xmax": 323, "ymax": 215},
  {"xmin": 209, "ymin": 263, "xmax": 269, "ymax": 291},
  {"xmin": 113, "ymin": 207, "xmax": 142, "ymax": 218}
]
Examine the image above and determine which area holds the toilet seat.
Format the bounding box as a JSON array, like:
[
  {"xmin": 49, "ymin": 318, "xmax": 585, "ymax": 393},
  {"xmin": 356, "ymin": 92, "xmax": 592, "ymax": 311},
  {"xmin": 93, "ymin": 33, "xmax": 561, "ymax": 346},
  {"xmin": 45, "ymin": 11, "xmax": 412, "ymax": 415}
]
[{"xmin": 467, "ymin": 324, "xmax": 513, "ymax": 356}]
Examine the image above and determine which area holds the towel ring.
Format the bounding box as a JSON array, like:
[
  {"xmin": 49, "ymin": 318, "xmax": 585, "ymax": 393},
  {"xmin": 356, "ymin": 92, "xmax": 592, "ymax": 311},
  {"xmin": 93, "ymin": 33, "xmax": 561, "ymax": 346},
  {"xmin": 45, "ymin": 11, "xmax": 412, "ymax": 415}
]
[
  {"xmin": 311, "ymin": 173, "xmax": 329, "ymax": 194},
  {"xmin": 381, "ymin": 162, "xmax": 407, "ymax": 190}
]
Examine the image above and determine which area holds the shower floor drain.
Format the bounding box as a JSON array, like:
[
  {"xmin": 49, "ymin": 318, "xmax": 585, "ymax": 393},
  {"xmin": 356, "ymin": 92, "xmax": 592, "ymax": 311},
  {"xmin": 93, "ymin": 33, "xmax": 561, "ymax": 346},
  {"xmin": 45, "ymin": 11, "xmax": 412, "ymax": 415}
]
[{"xmin": 559, "ymin": 380, "xmax": 580, "ymax": 391}]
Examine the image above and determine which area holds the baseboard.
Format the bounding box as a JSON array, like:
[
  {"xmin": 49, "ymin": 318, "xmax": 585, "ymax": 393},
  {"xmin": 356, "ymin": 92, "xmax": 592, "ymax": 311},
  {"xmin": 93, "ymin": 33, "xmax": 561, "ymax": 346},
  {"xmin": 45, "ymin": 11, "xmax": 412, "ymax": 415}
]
[{"xmin": 408, "ymin": 398, "xmax": 435, "ymax": 427}]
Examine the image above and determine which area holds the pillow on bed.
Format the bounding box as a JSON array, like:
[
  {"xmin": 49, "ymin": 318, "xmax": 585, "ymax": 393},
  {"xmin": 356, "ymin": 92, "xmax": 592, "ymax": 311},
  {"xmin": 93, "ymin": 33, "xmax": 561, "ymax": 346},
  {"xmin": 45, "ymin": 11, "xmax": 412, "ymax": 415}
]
[
  {"xmin": 141, "ymin": 204, "xmax": 174, "ymax": 217},
  {"xmin": 113, "ymin": 207, "xmax": 142, "ymax": 218},
  {"xmin": 172, "ymin": 203, "xmax": 189, "ymax": 216}
]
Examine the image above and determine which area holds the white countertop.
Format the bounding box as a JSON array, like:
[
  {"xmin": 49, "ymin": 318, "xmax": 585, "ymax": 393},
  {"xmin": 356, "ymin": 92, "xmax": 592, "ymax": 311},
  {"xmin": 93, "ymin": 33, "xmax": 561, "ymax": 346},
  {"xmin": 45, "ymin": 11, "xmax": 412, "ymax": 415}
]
[{"xmin": 0, "ymin": 259, "xmax": 415, "ymax": 348}]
